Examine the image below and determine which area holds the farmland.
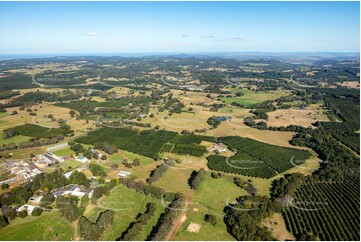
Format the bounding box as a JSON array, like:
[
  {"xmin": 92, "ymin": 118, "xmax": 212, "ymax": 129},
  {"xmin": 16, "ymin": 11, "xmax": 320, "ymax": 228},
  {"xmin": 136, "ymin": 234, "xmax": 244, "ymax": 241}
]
[{"xmin": 0, "ymin": 54, "xmax": 359, "ymax": 241}]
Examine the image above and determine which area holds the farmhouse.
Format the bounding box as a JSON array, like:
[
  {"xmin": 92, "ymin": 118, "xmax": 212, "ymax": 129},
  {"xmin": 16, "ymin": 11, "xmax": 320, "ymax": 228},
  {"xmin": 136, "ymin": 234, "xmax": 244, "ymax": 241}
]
[{"xmin": 210, "ymin": 143, "xmax": 227, "ymax": 153}]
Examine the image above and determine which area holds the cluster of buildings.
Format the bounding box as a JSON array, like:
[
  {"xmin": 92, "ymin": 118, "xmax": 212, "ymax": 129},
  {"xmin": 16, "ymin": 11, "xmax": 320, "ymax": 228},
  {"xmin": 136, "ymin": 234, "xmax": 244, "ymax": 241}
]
[
  {"xmin": 8, "ymin": 161, "xmax": 42, "ymax": 181},
  {"xmin": 34, "ymin": 152, "xmax": 64, "ymax": 168}
]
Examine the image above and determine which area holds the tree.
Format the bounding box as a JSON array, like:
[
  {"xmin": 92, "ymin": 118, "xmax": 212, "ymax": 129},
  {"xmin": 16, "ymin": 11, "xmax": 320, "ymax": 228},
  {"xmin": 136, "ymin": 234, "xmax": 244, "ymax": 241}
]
[
  {"xmin": 83, "ymin": 150, "xmax": 92, "ymax": 160},
  {"xmin": 0, "ymin": 215, "xmax": 9, "ymax": 229},
  {"xmin": 133, "ymin": 158, "xmax": 141, "ymax": 166},
  {"xmin": 96, "ymin": 210, "xmax": 115, "ymax": 228},
  {"xmin": 204, "ymin": 214, "xmax": 217, "ymax": 226},
  {"xmin": 40, "ymin": 193, "xmax": 55, "ymax": 207},
  {"xmin": 56, "ymin": 195, "xmax": 79, "ymax": 221},
  {"xmin": 1, "ymin": 183, "xmax": 9, "ymax": 190},
  {"xmin": 189, "ymin": 168, "xmax": 206, "ymax": 190},
  {"xmin": 18, "ymin": 210, "xmax": 28, "ymax": 218},
  {"xmin": 70, "ymin": 171, "xmax": 87, "ymax": 185},
  {"xmin": 89, "ymin": 164, "xmax": 106, "ymax": 177},
  {"xmin": 4, "ymin": 208, "xmax": 17, "ymax": 220},
  {"xmin": 91, "ymin": 186, "xmax": 105, "ymax": 204},
  {"xmin": 31, "ymin": 207, "xmax": 43, "ymax": 216},
  {"xmin": 70, "ymin": 143, "xmax": 85, "ymax": 153},
  {"xmin": 3, "ymin": 129, "xmax": 19, "ymax": 139},
  {"xmin": 69, "ymin": 110, "xmax": 76, "ymax": 117},
  {"xmin": 101, "ymin": 154, "xmax": 107, "ymax": 160}
]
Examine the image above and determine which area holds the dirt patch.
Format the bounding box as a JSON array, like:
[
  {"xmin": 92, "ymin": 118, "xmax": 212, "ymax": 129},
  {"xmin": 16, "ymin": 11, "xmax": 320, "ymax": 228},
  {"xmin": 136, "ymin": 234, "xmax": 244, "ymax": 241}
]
[
  {"xmin": 180, "ymin": 214, "xmax": 187, "ymax": 223},
  {"xmin": 261, "ymin": 213, "xmax": 294, "ymax": 241},
  {"xmin": 187, "ymin": 222, "xmax": 201, "ymax": 233},
  {"xmin": 336, "ymin": 81, "xmax": 360, "ymax": 89}
]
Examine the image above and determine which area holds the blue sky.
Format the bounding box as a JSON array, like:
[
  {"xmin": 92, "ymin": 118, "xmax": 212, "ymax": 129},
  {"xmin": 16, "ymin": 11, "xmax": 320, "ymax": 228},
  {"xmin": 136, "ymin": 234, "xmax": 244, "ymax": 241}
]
[{"xmin": 0, "ymin": 1, "xmax": 359, "ymax": 54}]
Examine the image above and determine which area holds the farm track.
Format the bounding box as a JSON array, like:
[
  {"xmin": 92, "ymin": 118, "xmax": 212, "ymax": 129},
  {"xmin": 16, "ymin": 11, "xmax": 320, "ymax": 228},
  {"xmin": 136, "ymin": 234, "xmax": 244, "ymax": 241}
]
[{"xmin": 165, "ymin": 200, "xmax": 191, "ymax": 241}]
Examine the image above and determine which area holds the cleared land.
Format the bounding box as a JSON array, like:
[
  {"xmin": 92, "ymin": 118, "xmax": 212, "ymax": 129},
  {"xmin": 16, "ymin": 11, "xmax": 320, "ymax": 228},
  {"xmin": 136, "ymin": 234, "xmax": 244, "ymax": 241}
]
[{"xmin": 265, "ymin": 106, "xmax": 329, "ymax": 127}]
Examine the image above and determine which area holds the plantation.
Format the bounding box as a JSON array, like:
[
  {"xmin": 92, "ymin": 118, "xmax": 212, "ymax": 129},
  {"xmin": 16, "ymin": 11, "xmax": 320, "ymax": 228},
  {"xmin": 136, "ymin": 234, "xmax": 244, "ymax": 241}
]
[
  {"xmin": 76, "ymin": 127, "xmax": 177, "ymax": 158},
  {"xmin": 318, "ymin": 96, "xmax": 360, "ymax": 153},
  {"xmin": 207, "ymin": 136, "xmax": 311, "ymax": 178},
  {"xmin": 160, "ymin": 134, "xmax": 213, "ymax": 157},
  {"xmin": 3, "ymin": 123, "xmax": 74, "ymax": 139},
  {"xmin": 283, "ymin": 176, "xmax": 360, "ymax": 240},
  {"xmin": 171, "ymin": 144, "xmax": 207, "ymax": 157}
]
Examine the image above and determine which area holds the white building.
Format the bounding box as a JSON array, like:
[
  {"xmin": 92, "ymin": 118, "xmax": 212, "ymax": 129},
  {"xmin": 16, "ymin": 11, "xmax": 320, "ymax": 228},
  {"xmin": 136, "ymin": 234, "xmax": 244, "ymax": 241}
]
[
  {"xmin": 16, "ymin": 204, "xmax": 39, "ymax": 214},
  {"xmin": 117, "ymin": 170, "xmax": 131, "ymax": 178}
]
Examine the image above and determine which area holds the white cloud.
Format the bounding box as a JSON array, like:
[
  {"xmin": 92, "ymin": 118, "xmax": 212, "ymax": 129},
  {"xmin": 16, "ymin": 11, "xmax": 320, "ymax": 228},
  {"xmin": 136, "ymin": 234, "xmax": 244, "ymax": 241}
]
[
  {"xmin": 83, "ymin": 32, "xmax": 98, "ymax": 37},
  {"xmin": 182, "ymin": 34, "xmax": 190, "ymax": 38},
  {"xmin": 216, "ymin": 36, "xmax": 245, "ymax": 42},
  {"xmin": 201, "ymin": 35, "xmax": 219, "ymax": 39}
]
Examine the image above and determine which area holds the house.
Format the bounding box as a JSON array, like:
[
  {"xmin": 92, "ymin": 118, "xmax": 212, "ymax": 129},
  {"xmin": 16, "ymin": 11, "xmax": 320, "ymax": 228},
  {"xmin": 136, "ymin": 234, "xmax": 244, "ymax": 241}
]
[
  {"xmin": 210, "ymin": 144, "xmax": 227, "ymax": 153},
  {"xmin": 117, "ymin": 170, "xmax": 131, "ymax": 178},
  {"xmin": 16, "ymin": 204, "xmax": 39, "ymax": 214},
  {"xmin": 76, "ymin": 156, "xmax": 89, "ymax": 163}
]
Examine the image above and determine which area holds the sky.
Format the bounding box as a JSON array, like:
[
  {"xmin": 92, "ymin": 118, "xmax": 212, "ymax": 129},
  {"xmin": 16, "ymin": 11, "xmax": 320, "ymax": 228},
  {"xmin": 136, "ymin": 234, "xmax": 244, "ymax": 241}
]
[{"xmin": 0, "ymin": 1, "xmax": 359, "ymax": 54}]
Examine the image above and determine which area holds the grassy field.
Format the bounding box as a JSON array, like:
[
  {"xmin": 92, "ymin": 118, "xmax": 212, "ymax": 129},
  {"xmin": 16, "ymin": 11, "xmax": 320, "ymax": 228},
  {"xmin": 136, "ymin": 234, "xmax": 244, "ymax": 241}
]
[
  {"xmin": 193, "ymin": 173, "xmax": 247, "ymax": 212},
  {"xmin": 8, "ymin": 147, "xmax": 47, "ymax": 159},
  {"xmin": 220, "ymin": 88, "xmax": 290, "ymax": 108},
  {"xmin": 52, "ymin": 146, "xmax": 74, "ymax": 157},
  {"xmin": 153, "ymin": 165, "xmax": 195, "ymax": 198},
  {"xmin": 0, "ymin": 211, "xmax": 74, "ymax": 241},
  {"xmin": 174, "ymin": 205, "xmax": 235, "ymax": 241},
  {"xmin": 0, "ymin": 112, "xmax": 10, "ymax": 118},
  {"xmin": 60, "ymin": 159, "xmax": 82, "ymax": 171},
  {"xmin": 87, "ymin": 186, "xmax": 165, "ymax": 241},
  {"xmin": 0, "ymin": 134, "xmax": 30, "ymax": 145},
  {"xmin": 108, "ymin": 149, "xmax": 154, "ymax": 166},
  {"xmin": 174, "ymin": 173, "xmax": 242, "ymax": 241}
]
